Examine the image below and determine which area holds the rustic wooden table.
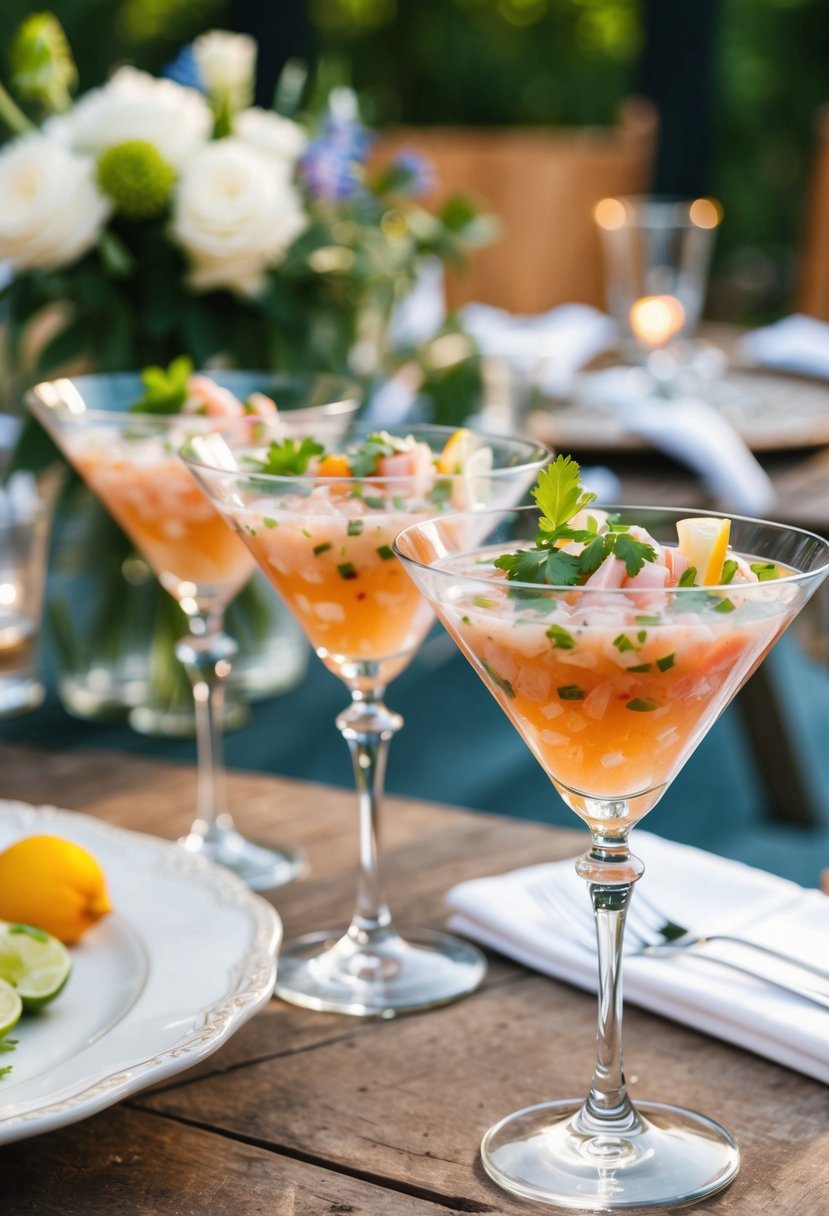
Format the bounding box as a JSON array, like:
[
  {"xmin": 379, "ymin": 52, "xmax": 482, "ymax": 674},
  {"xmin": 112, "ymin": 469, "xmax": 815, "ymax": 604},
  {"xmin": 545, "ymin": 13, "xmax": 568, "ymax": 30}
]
[{"xmin": 0, "ymin": 744, "xmax": 826, "ymax": 1215}]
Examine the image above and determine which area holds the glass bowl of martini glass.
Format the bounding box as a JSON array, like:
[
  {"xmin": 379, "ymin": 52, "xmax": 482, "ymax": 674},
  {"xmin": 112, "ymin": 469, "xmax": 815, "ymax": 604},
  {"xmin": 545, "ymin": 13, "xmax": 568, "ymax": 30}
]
[
  {"xmin": 395, "ymin": 462, "xmax": 829, "ymax": 1210},
  {"xmin": 181, "ymin": 421, "xmax": 550, "ymax": 1016},
  {"xmin": 27, "ymin": 370, "xmax": 359, "ymax": 891}
]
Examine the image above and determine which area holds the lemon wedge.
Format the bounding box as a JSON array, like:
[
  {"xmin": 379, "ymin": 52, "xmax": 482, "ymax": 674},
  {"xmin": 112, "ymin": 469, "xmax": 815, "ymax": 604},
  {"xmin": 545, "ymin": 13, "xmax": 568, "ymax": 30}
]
[
  {"xmin": 676, "ymin": 517, "xmax": 732, "ymax": 586},
  {"xmin": 437, "ymin": 428, "xmax": 475, "ymax": 474}
]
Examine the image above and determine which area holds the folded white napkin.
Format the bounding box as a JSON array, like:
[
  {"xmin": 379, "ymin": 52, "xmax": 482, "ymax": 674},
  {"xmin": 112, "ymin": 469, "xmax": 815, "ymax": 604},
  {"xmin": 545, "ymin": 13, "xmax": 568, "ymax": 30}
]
[
  {"xmin": 740, "ymin": 313, "xmax": 829, "ymax": 381},
  {"xmin": 577, "ymin": 367, "xmax": 776, "ymax": 516},
  {"xmin": 460, "ymin": 303, "xmax": 618, "ymax": 398},
  {"xmin": 447, "ymin": 830, "xmax": 829, "ymax": 1084}
]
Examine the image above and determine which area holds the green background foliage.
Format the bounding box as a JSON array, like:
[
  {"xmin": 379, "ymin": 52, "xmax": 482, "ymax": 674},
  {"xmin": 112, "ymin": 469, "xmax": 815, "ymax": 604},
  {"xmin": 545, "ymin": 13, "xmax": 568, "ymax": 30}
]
[{"xmin": 1, "ymin": 0, "xmax": 827, "ymax": 319}]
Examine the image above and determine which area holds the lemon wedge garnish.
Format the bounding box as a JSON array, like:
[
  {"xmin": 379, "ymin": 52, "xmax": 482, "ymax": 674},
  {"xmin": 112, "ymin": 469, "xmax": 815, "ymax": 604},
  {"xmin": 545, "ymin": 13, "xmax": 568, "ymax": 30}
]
[
  {"xmin": 437, "ymin": 428, "xmax": 475, "ymax": 474},
  {"xmin": 676, "ymin": 517, "xmax": 732, "ymax": 586}
]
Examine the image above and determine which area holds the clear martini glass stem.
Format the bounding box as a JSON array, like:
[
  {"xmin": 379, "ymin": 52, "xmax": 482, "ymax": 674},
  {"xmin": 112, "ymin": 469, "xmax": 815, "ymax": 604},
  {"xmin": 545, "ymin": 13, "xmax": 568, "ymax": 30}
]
[
  {"xmin": 572, "ymin": 830, "xmax": 645, "ymax": 1139},
  {"xmin": 175, "ymin": 611, "xmax": 237, "ymax": 847},
  {"xmin": 336, "ymin": 688, "xmax": 402, "ymax": 941}
]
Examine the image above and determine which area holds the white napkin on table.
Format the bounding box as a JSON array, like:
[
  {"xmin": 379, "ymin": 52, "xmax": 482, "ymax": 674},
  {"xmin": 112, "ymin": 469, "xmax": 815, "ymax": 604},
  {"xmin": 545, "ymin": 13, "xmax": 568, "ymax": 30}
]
[
  {"xmin": 460, "ymin": 302, "xmax": 618, "ymax": 398},
  {"xmin": 577, "ymin": 367, "xmax": 776, "ymax": 516},
  {"xmin": 740, "ymin": 314, "xmax": 829, "ymax": 381},
  {"xmin": 447, "ymin": 830, "xmax": 829, "ymax": 1084}
]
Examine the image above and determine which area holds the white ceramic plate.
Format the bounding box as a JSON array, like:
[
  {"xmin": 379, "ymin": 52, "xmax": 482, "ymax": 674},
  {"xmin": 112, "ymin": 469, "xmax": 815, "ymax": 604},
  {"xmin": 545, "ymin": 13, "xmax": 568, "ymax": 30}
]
[{"xmin": 0, "ymin": 802, "xmax": 281, "ymax": 1145}]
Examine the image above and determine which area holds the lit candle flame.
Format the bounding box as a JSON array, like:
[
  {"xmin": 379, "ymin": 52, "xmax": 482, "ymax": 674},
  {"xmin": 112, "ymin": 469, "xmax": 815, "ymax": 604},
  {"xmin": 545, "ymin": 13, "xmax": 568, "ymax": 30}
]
[{"xmin": 629, "ymin": 295, "xmax": 686, "ymax": 349}]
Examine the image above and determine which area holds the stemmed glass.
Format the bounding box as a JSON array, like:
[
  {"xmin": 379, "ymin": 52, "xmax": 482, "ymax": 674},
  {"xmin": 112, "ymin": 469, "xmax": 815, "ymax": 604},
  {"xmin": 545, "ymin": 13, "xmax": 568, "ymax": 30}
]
[
  {"xmin": 396, "ymin": 504, "xmax": 829, "ymax": 1209},
  {"xmin": 181, "ymin": 422, "xmax": 549, "ymax": 1016},
  {"xmin": 27, "ymin": 371, "xmax": 359, "ymax": 891}
]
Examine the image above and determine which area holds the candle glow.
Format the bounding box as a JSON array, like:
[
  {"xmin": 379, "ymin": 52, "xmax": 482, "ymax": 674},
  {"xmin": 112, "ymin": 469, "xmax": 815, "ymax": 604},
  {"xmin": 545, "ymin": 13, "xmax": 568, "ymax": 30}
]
[{"xmin": 629, "ymin": 295, "xmax": 686, "ymax": 349}]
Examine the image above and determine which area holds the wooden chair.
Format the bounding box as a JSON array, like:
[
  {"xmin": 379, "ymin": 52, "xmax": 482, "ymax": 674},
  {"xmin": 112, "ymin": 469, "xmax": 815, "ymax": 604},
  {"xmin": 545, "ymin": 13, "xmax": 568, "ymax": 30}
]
[
  {"xmin": 797, "ymin": 104, "xmax": 829, "ymax": 321},
  {"xmin": 371, "ymin": 97, "xmax": 658, "ymax": 314}
]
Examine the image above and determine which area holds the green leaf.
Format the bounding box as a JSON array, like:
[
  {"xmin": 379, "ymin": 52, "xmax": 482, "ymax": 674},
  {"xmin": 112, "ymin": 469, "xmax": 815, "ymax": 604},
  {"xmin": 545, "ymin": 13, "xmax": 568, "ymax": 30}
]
[
  {"xmin": 613, "ymin": 634, "xmax": 637, "ymax": 653},
  {"xmin": 252, "ymin": 437, "xmax": 325, "ymax": 476},
  {"xmin": 656, "ymin": 652, "xmax": 676, "ymax": 672},
  {"xmin": 679, "ymin": 566, "xmax": 698, "ymax": 587},
  {"xmin": 611, "ymin": 533, "xmax": 657, "ymax": 578},
  {"xmin": 577, "ymin": 533, "xmax": 610, "ymax": 576},
  {"xmin": 130, "ymin": 356, "xmax": 193, "ymax": 414},
  {"xmin": 546, "ymin": 624, "xmax": 575, "ymax": 650},
  {"xmin": 494, "ymin": 548, "xmax": 549, "ymax": 584},
  {"xmin": 542, "ymin": 548, "xmax": 582, "ymax": 586},
  {"xmin": 533, "ymin": 455, "xmax": 596, "ymax": 536}
]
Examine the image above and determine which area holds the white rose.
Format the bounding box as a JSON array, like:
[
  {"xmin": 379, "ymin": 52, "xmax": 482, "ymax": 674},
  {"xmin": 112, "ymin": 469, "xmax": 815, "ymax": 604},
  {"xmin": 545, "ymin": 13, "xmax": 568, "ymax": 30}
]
[
  {"xmin": 45, "ymin": 67, "xmax": 212, "ymax": 170},
  {"xmin": 171, "ymin": 138, "xmax": 307, "ymax": 297},
  {"xmin": 193, "ymin": 30, "xmax": 256, "ymax": 113},
  {"xmin": 235, "ymin": 107, "xmax": 307, "ymax": 165},
  {"xmin": 0, "ymin": 135, "xmax": 110, "ymax": 271}
]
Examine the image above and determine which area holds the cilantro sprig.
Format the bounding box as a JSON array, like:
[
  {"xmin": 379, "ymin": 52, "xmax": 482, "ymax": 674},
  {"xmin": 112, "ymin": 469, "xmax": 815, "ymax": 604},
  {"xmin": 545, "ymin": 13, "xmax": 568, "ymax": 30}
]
[
  {"xmin": 494, "ymin": 456, "xmax": 656, "ymax": 587},
  {"xmin": 249, "ymin": 437, "xmax": 325, "ymax": 476},
  {"xmin": 349, "ymin": 431, "xmax": 413, "ymax": 477},
  {"xmin": 130, "ymin": 355, "xmax": 193, "ymax": 414}
]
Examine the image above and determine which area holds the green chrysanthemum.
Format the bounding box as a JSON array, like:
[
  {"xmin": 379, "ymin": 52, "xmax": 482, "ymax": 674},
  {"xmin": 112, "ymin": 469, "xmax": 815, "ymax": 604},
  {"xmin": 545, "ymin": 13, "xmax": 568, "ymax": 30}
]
[{"xmin": 97, "ymin": 140, "xmax": 175, "ymax": 221}]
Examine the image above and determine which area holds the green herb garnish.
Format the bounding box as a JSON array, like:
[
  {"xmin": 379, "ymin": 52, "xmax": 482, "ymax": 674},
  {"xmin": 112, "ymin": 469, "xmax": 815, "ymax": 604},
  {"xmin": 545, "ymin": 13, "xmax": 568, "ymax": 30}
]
[
  {"xmin": 546, "ymin": 625, "xmax": 575, "ymax": 650},
  {"xmin": 251, "ymin": 437, "xmax": 325, "ymax": 476},
  {"xmin": 678, "ymin": 567, "xmax": 698, "ymax": 587},
  {"xmin": 481, "ymin": 660, "xmax": 515, "ymax": 698},
  {"xmin": 656, "ymin": 652, "xmax": 676, "ymax": 672},
  {"xmin": 493, "ymin": 456, "xmax": 656, "ymax": 586},
  {"xmin": 713, "ymin": 597, "xmax": 736, "ymax": 613},
  {"xmin": 377, "ymin": 544, "xmax": 394, "ymax": 560},
  {"xmin": 557, "ymin": 684, "xmax": 585, "ymax": 700},
  {"xmin": 349, "ymin": 431, "xmax": 410, "ymax": 477},
  {"xmin": 129, "ymin": 355, "xmax": 192, "ymax": 414},
  {"xmin": 750, "ymin": 562, "xmax": 781, "ymax": 582},
  {"xmin": 629, "ymin": 662, "xmax": 652, "ymax": 673},
  {"xmin": 313, "ymin": 542, "xmax": 332, "ymax": 556},
  {"xmin": 337, "ymin": 562, "xmax": 357, "ymax": 580},
  {"xmin": 613, "ymin": 634, "xmax": 637, "ymax": 653},
  {"xmin": 626, "ymin": 697, "xmax": 660, "ymax": 712},
  {"xmin": 720, "ymin": 559, "xmax": 738, "ymax": 585},
  {"xmin": 347, "ymin": 519, "xmax": 364, "ymax": 537}
]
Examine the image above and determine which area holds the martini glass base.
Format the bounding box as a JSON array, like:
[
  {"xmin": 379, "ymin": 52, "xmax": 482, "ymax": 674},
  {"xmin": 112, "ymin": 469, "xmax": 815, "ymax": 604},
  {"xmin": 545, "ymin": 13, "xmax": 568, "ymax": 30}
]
[
  {"xmin": 274, "ymin": 926, "xmax": 487, "ymax": 1017},
  {"xmin": 481, "ymin": 1098, "xmax": 739, "ymax": 1211},
  {"xmin": 179, "ymin": 827, "xmax": 305, "ymax": 892}
]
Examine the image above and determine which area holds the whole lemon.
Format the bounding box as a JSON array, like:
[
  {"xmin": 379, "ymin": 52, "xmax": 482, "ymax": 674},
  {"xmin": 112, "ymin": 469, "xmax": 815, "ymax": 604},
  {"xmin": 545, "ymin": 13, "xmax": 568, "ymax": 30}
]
[{"xmin": 0, "ymin": 835, "xmax": 111, "ymax": 944}]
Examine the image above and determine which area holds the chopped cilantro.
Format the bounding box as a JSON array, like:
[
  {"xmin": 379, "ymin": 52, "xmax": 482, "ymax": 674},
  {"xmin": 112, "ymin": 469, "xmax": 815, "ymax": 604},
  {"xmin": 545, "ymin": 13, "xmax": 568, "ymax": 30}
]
[
  {"xmin": 461, "ymin": 614, "xmax": 471, "ymax": 625},
  {"xmin": 629, "ymin": 662, "xmax": 652, "ymax": 673},
  {"xmin": 679, "ymin": 567, "xmax": 697, "ymax": 587},
  {"xmin": 557, "ymin": 684, "xmax": 585, "ymax": 700},
  {"xmin": 377, "ymin": 544, "xmax": 394, "ymax": 560},
  {"xmin": 347, "ymin": 519, "xmax": 364, "ymax": 537},
  {"xmin": 349, "ymin": 431, "xmax": 409, "ymax": 477},
  {"xmin": 313, "ymin": 542, "xmax": 332, "ymax": 556},
  {"xmin": 363, "ymin": 495, "xmax": 386, "ymax": 510},
  {"xmin": 337, "ymin": 562, "xmax": 357, "ymax": 580},
  {"xmin": 392, "ymin": 495, "xmax": 406, "ymax": 510},
  {"xmin": 637, "ymin": 629, "xmax": 647, "ymax": 643},
  {"xmin": 302, "ymin": 528, "xmax": 312, "ymax": 538},
  {"xmin": 481, "ymin": 659, "xmax": 516, "ymax": 698},
  {"xmin": 473, "ymin": 595, "xmax": 496, "ymax": 609},
  {"xmin": 613, "ymin": 634, "xmax": 637, "ymax": 653},
  {"xmin": 429, "ymin": 479, "xmax": 453, "ymax": 506},
  {"xmin": 635, "ymin": 614, "xmax": 661, "ymax": 625},
  {"xmin": 264, "ymin": 518, "xmax": 278, "ymax": 529},
  {"xmin": 750, "ymin": 562, "xmax": 780, "ymax": 582},
  {"xmin": 721, "ymin": 559, "xmax": 738, "ymax": 585},
  {"xmin": 546, "ymin": 625, "xmax": 575, "ymax": 650},
  {"xmin": 656, "ymin": 652, "xmax": 676, "ymax": 672},
  {"xmin": 626, "ymin": 697, "xmax": 660, "ymax": 712}
]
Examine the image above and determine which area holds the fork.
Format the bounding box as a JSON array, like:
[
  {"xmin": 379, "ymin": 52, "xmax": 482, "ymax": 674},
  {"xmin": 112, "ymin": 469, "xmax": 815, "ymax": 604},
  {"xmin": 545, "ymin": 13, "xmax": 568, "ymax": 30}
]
[{"xmin": 529, "ymin": 876, "xmax": 829, "ymax": 1009}]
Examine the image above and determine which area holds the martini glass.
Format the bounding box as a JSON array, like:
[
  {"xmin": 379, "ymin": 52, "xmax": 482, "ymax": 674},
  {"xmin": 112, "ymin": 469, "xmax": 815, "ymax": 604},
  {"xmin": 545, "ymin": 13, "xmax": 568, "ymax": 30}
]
[
  {"xmin": 396, "ymin": 504, "xmax": 829, "ymax": 1209},
  {"xmin": 27, "ymin": 371, "xmax": 359, "ymax": 891},
  {"xmin": 181, "ymin": 422, "xmax": 549, "ymax": 1016}
]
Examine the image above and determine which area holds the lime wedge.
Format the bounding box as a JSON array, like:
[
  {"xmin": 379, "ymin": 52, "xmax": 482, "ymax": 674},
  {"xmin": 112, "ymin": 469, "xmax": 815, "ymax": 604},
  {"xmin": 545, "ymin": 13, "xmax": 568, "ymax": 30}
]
[
  {"xmin": 0, "ymin": 978, "xmax": 22, "ymax": 1037},
  {"xmin": 0, "ymin": 922, "xmax": 72, "ymax": 1013}
]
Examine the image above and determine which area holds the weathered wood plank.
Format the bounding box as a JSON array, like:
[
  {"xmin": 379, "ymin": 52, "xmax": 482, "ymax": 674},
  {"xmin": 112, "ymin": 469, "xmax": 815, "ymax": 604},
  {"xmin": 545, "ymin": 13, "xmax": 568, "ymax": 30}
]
[
  {"xmin": 138, "ymin": 973, "xmax": 829, "ymax": 1216},
  {"xmin": 1, "ymin": 1105, "xmax": 483, "ymax": 1215}
]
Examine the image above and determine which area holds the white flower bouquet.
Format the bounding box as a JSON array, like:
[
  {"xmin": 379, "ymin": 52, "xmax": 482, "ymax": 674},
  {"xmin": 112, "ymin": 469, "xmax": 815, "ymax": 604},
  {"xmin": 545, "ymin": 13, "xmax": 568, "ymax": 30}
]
[{"xmin": 0, "ymin": 14, "xmax": 489, "ymax": 388}]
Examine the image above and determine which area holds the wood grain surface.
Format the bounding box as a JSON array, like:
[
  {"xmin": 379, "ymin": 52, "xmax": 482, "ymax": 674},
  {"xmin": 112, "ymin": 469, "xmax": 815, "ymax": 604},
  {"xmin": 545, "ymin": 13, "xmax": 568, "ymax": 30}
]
[{"xmin": 0, "ymin": 744, "xmax": 827, "ymax": 1216}]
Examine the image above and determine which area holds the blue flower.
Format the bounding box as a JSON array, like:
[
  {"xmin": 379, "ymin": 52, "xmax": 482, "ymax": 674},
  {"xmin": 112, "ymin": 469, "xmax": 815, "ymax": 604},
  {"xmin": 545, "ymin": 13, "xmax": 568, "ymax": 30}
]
[
  {"xmin": 300, "ymin": 111, "xmax": 375, "ymax": 202},
  {"xmin": 389, "ymin": 149, "xmax": 435, "ymax": 198},
  {"xmin": 162, "ymin": 44, "xmax": 203, "ymax": 93}
]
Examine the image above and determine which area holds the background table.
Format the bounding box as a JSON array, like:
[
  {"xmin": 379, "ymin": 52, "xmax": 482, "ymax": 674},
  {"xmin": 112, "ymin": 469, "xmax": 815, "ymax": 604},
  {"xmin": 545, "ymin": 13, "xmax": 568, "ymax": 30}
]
[{"xmin": 1, "ymin": 744, "xmax": 827, "ymax": 1215}]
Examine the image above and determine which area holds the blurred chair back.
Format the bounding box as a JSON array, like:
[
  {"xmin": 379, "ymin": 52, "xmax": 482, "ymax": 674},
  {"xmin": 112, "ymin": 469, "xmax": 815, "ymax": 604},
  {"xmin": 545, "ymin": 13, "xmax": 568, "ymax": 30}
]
[
  {"xmin": 798, "ymin": 104, "xmax": 829, "ymax": 322},
  {"xmin": 372, "ymin": 98, "xmax": 658, "ymax": 314}
]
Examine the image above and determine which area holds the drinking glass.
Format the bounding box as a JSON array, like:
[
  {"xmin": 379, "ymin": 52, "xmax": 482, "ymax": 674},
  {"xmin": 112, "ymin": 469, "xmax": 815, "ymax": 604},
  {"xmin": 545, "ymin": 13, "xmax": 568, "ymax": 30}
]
[
  {"xmin": 396, "ymin": 504, "xmax": 829, "ymax": 1209},
  {"xmin": 27, "ymin": 371, "xmax": 359, "ymax": 890},
  {"xmin": 182, "ymin": 423, "xmax": 549, "ymax": 1016},
  {"xmin": 595, "ymin": 196, "xmax": 721, "ymax": 381}
]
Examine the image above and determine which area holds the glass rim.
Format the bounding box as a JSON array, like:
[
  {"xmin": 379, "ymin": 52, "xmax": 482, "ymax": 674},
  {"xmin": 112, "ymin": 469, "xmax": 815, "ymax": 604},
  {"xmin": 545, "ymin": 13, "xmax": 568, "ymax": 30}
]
[
  {"xmin": 393, "ymin": 502, "xmax": 829, "ymax": 593},
  {"xmin": 25, "ymin": 370, "xmax": 362, "ymax": 426},
  {"xmin": 179, "ymin": 424, "xmax": 552, "ymax": 485}
]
